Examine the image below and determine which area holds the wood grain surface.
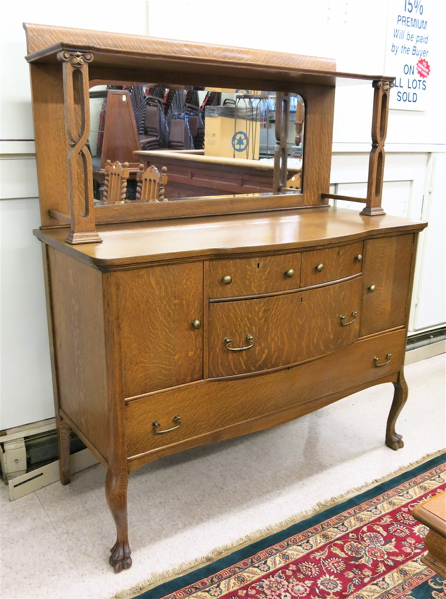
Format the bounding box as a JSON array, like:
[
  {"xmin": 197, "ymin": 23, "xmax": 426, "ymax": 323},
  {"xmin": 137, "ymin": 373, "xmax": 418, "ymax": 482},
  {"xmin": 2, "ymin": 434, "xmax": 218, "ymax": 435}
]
[
  {"xmin": 208, "ymin": 276, "xmax": 361, "ymax": 377},
  {"xmin": 34, "ymin": 208, "xmax": 426, "ymax": 268},
  {"xmin": 24, "ymin": 23, "xmax": 336, "ymax": 75},
  {"xmin": 116, "ymin": 262, "xmax": 203, "ymax": 398},
  {"xmin": 412, "ymin": 491, "xmax": 446, "ymax": 578},
  {"xmin": 360, "ymin": 234, "xmax": 414, "ymax": 336},
  {"xmin": 208, "ymin": 253, "xmax": 302, "ymax": 298},
  {"xmin": 125, "ymin": 328, "xmax": 406, "ymax": 461},
  {"xmin": 300, "ymin": 240, "xmax": 363, "ymax": 286},
  {"xmin": 47, "ymin": 247, "xmax": 109, "ymax": 460}
]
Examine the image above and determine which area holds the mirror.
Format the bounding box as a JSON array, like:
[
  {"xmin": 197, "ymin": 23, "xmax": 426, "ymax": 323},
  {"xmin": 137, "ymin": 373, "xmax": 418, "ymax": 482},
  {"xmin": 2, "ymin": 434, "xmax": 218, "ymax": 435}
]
[{"xmin": 89, "ymin": 85, "xmax": 305, "ymax": 204}]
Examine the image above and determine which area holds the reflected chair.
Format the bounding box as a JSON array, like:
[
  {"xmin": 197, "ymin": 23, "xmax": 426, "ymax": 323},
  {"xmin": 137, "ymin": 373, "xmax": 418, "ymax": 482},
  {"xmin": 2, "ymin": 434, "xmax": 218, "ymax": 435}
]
[
  {"xmin": 103, "ymin": 160, "xmax": 130, "ymax": 203},
  {"xmin": 136, "ymin": 164, "xmax": 168, "ymax": 202}
]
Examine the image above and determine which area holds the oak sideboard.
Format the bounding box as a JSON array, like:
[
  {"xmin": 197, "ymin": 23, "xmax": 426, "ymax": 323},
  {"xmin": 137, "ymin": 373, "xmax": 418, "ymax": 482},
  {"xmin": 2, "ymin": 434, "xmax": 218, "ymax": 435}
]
[{"xmin": 24, "ymin": 23, "xmax": 427, "ymax": 572}]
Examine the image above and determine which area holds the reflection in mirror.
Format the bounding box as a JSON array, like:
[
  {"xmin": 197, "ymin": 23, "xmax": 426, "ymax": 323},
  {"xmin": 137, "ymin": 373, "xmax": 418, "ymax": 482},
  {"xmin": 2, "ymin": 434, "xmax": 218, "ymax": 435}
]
[{"xmin": 89, "ymin": 85, "xmax": 304, "ymax": 204}]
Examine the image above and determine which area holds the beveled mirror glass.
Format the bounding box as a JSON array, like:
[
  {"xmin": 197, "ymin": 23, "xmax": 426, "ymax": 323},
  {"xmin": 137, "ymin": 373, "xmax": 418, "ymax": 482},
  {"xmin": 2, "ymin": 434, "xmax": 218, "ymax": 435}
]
[{"xmin": 89, "ymin": 85, "xmax": 304, "ymax": 204}]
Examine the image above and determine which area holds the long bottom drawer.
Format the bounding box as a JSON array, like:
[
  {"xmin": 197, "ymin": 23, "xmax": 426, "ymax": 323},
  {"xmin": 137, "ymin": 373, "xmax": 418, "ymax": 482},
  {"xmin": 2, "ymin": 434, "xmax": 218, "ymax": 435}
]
[{"xmin": 125, "ymin": 329, "xmax": 406, "ymax": 460}]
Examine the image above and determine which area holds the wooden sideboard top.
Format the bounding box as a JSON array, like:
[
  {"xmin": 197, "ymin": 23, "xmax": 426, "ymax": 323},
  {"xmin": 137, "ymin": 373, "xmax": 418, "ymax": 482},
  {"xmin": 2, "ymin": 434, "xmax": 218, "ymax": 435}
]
[
  {"xmin": 35, "ymin": 207, "xmax": 427, "ymax": 268},
  {"xmin": 23, "ymin": 23, "xmax": 394, "ymax": 87}
]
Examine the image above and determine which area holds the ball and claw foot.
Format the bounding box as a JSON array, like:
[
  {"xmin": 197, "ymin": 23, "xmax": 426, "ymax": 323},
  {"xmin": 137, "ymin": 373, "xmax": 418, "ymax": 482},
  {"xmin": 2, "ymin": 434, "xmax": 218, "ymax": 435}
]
[
  {"xmin": 386, "ymin": 433, "xmax": 404, "ymax": 451},
  {"xmin": 109, "ymin": 540, "xmax": 132, "ymax": 573}
]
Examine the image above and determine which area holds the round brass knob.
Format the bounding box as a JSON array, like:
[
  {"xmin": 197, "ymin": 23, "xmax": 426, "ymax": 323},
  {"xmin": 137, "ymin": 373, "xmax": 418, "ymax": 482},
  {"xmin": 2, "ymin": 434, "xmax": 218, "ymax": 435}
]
[
  {"xmin": 368, "ymin": 284, "xmax": 376, "ymax": 292},
  {"xmin": 285, "ymin": 269, "xmax": 295, "ymax": 278},
  {"xmin": 315, "ymin": 263, "xmax": 324, "ymax": 272},
  {"xmin": 356, "ymin": 254, "xmax": 363, "ymax": 263},
  {"xmin": 191, "ymin": 319, "xmax": 202, "ymax": 329},
  {"xmin": 222, "ymin": 275, "xmax": 232, "ymax": 285}
]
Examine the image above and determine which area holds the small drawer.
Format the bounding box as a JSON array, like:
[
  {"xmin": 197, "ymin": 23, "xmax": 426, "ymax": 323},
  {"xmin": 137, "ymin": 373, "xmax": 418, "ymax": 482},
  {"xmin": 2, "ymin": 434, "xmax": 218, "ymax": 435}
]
[
  {"xmin": 301, "ymin": 242, "xmax": 363, "ymax": 287},
  {"xmin": 208, "ymin": 253, "xmax": 302, "ymax": 298}
]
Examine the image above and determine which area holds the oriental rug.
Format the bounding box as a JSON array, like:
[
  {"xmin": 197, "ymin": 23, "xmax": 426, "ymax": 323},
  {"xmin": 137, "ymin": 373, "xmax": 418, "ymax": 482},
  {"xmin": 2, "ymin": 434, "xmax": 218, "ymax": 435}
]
[{"xmin": 126, "ymin": 453, "xmax": 446, "ymax": 599}]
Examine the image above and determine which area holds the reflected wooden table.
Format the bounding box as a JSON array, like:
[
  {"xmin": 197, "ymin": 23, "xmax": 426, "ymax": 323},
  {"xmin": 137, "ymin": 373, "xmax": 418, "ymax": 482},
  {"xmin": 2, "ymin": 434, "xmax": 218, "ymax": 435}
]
[
  {"xmin": 134, "ymin": 150, "xmax": 301, "ymax": 198},
  {"xmin": 412, "ymin": 490, "xmax": 446, "ymax": 578}
]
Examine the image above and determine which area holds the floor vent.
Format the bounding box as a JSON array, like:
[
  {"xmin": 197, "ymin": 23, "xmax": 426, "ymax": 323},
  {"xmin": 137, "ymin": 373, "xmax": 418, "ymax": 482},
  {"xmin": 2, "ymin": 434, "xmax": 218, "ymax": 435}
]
[
  {"xmin": 26, "ymin": 431, "xmax": 86, "ymax": 469},
  {"xmin": 407, "ymin": 326, "xmax": 446, "ymax": 351}
]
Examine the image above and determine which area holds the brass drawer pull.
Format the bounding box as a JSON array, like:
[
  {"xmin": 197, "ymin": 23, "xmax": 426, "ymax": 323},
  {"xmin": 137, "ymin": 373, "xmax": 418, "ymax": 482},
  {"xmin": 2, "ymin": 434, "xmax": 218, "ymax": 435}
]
[
  {"xmin": 224, "ymin": 334, "xmax": 254, "ymax": 351},
  {"xmin": 368, "ymin": 284, "xmax": 376, "ymax": 292},
  {"xmin": 152, "ymin": 414, "xmax": 181, "ymax": 434},
  {"xmin": 374, "ymin": 353, "xmax": 392, "ymax": 367},
  {"xmin": 191, "ymin": 319, "xmax": 201, "ymax": 329},
  {"xmin": 222, "ymin": 275, "xmax": 232, "ymax": 285},
  {"xmin": 356, "ymin": 254, "xmax": 363, "ymax": 263},
  {"xmin": 339, "ymin": 311, "xmax": 357, "ymax": 326},
  {"xmin": 285, "ymin": 268, "xmax": 295, "ymax": 278},
  {"xmin": 315, "ymin": 263, "xmax": 324, "ymax": 272}
]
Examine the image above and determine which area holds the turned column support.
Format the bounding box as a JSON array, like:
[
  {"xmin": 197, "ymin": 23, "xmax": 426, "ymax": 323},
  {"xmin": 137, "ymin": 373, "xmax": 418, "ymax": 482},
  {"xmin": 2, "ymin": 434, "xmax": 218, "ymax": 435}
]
[
  {"xmin": 361, "ymin": 79, "xmax": 394, "ymax": 217},
  {"xmin": 57, "ymin": 50, "xmax": 102, "ymax": 244}
]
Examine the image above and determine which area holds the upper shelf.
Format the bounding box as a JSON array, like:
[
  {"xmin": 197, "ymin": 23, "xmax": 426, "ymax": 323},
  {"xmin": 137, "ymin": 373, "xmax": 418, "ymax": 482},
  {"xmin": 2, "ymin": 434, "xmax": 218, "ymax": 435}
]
[{"xmin": 23, "ymin": 23, "xmax": 394, "ymax": 88}]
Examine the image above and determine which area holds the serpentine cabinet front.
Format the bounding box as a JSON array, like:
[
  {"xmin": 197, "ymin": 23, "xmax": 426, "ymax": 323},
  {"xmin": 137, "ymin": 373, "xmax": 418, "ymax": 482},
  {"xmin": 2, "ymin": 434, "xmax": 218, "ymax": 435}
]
[{"xmin": 40, "ymin": 211, "xmax": 424, "ymax": 572}]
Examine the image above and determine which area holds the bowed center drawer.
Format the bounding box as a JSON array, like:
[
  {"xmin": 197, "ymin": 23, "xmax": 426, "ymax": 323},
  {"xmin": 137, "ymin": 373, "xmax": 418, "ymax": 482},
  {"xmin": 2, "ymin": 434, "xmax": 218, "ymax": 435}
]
[{"xmin": 208, "ymin": 276, "xmax": 362, "ymax": 377}]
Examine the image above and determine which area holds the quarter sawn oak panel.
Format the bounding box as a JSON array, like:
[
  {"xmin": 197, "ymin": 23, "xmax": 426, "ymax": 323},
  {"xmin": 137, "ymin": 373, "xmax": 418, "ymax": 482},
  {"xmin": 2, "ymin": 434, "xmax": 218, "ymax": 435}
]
[
  {"xmin": 47, "ymin": 248, "xmax": 109, "ymax": 460},
  {"xmin": 117, "ymin": 262, "xmax": 204, "ymax": 398},
  {"xmin": 360, "ymin": 234, "xmax": 414, "ymax": 337},
  {"xmin": 208, "ymin": 253, "xmax": 302, "ymax": 298},
  {"xmin": 125, "ymin": 328, "xmax": 407, "ymax": 460},
  {"xmin": 301, "ymin": 241, "xmax": 363, "ymax": 286},
  {"xmin": 208, "ymin": 276, "xmax": 362, "ymax": 377}
]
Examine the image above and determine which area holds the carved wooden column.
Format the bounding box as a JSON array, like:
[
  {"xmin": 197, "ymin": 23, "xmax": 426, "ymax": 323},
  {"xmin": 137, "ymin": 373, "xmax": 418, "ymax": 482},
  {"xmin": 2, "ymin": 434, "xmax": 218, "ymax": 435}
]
[
  {"xmin": 361, "ymin": 80, "xmax": 394, "ymax": 216},
  {"xmin": 273, "ymin": 92, "xmax": 290, "ymax": 193},
  {"xmin": 57, "ymin": 50, "xmax": 102, "ymax": 244}
]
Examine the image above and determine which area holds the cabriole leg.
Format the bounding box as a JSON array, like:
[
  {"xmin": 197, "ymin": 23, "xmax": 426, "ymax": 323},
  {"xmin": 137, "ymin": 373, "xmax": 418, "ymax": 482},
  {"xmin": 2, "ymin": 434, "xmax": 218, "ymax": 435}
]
[
  {"xmin": 57, "ymin": 418, "xmax": 71, "ymax": 485},
  {"xmin": 106, "ymin": 466, "xmax": 132, "ymax": 573},
  {"xmin": 386, "ymin": 370, "xmax": 408, "ymax": 450}
]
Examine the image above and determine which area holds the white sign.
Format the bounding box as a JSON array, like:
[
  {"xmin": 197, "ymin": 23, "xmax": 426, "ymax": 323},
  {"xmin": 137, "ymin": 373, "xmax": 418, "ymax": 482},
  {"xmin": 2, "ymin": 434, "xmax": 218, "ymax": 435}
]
[{"xmin": 385, "ymin": 0, "xmax": 431, "ymax": 111}]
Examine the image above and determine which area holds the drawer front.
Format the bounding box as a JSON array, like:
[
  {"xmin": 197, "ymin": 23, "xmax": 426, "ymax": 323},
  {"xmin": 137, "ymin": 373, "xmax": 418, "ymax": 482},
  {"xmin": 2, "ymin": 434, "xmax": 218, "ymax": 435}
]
[
  {"xmin": 301, "ymin": 241, "xmax": 363, "ymax": 286},
  {"xmin": 208, "ymin": 276, "xmax": 362, "ymax": 377},
  {"xmin": 360, "ymin": 235, "xmax": 414, "ymax": 336},
  {"xmin": 125, "ymin": 328, "xmax": 406, "ymax": 459},
  {"xmin": 208, "ymin": 253, "xmax": 302, "ymax": 298}
]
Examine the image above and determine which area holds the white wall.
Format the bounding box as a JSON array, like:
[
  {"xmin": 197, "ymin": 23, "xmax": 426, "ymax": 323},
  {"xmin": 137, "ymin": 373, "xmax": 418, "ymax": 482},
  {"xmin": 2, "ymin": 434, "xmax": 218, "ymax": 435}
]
[
  {"xmin": 1, "ymin": 0, "xmax": 444, "ymax": 430},
  {"xmin": 0, "ymin": 1, "xmax": 148, "ymax": 430}
]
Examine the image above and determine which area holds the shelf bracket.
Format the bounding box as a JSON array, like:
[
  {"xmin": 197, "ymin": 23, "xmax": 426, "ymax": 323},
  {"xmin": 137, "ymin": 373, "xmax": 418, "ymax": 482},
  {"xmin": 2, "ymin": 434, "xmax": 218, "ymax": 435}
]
[
  {"xmin": 361, "ymin": 79, "xmax": 394, "ymax": 217},
  {"xmin": 57, "ymin": 50, "xmax": 102, "ymax": 244}
]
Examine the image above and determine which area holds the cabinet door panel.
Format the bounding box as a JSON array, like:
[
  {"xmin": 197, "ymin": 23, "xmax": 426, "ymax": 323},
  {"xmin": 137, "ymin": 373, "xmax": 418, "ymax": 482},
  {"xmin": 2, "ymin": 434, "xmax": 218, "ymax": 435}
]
[
  {"xmin": 116, "ymin": 262, "xmax": 203, "ymax": 397},
  {"xmin": 209, "ymin": 277, "xmax": 361, "ymax": 377},
  {"xmin": 360, "ymin": 235, "xmax": 413, "ymax": 337}
]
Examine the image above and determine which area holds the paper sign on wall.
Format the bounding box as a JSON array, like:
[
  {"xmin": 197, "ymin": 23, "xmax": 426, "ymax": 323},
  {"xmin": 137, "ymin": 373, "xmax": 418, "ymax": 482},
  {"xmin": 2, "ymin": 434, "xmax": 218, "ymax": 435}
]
[{"xmin": 385, "ymin": 0, "xmax": 431, "ymax": 111}]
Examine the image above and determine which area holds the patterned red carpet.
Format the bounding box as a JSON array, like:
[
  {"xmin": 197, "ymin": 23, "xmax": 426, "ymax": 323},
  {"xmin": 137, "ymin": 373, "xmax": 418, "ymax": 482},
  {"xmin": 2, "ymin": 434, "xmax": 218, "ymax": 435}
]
[{"xmin": 133, "ymin": 454, "xmax": 445, "ymax": 599}]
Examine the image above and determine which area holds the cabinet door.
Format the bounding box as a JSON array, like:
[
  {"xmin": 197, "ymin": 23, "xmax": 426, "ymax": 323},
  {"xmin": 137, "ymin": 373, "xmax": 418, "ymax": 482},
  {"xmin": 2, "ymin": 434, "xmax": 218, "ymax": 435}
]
[
  {"xmin": 116, "ymin": 262, "xmax": 203, "ymax": 397},
  {"xmin": 208, "ymin": 277, "xmax": 361, "ymax": 377},
  {"xmin": 360, "ymin": 235, "xmax": 414, "ymax": 337}
]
